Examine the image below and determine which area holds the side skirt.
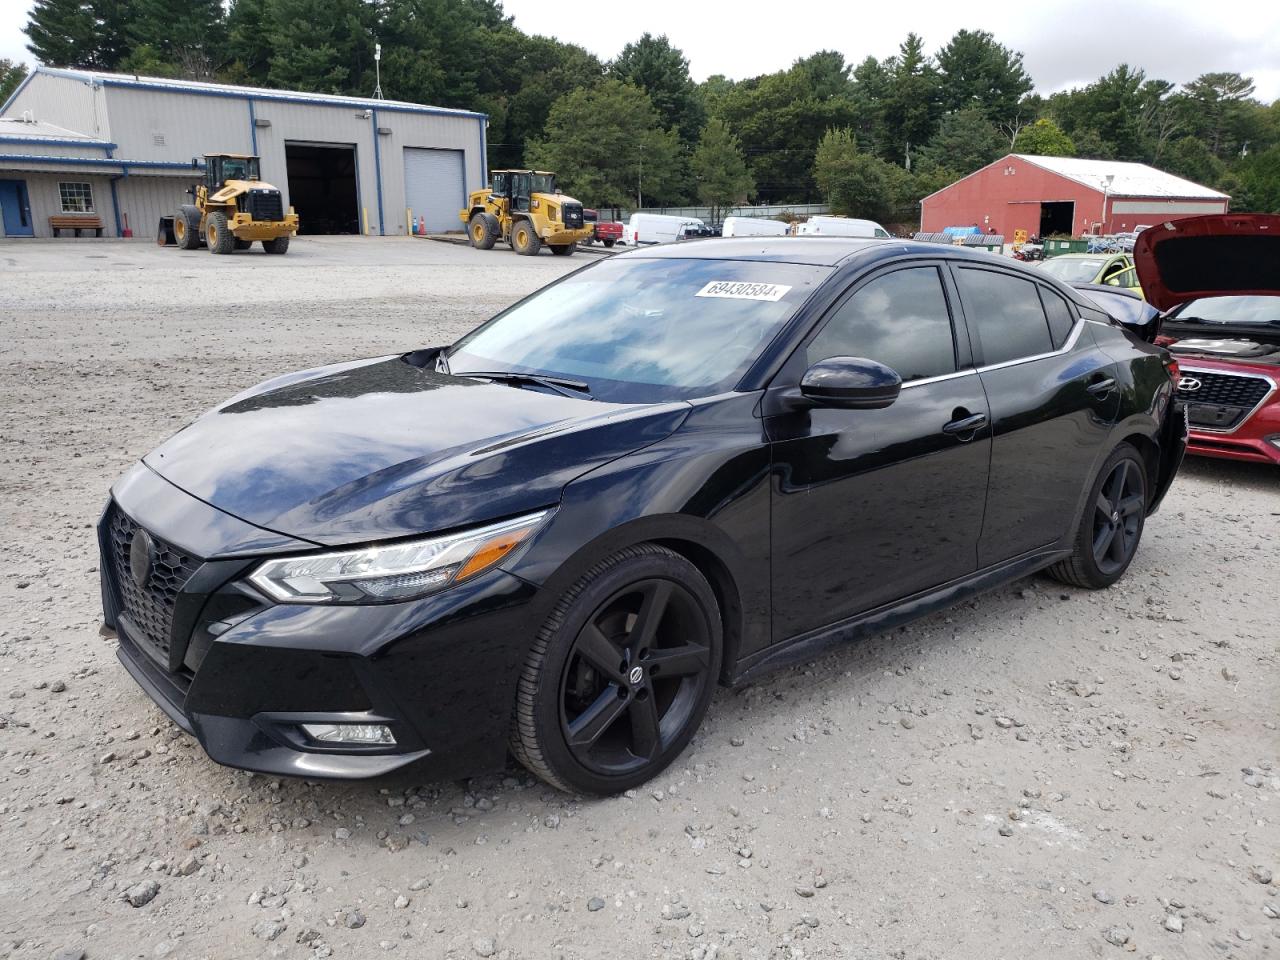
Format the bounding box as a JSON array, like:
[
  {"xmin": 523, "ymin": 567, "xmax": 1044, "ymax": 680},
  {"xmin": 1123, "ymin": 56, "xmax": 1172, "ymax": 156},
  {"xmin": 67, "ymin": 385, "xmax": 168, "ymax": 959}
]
[{"xmin": 729, "ymin": 547, "xmax": 1071, "ymax": 686}]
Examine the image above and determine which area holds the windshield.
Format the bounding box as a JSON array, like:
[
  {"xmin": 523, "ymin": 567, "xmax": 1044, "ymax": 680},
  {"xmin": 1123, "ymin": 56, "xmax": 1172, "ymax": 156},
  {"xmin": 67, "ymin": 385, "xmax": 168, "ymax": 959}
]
[
  {"xmin": 447, "ymin": 258, "xmax": 830, "ymax": 402},
  {"xmin": 1038, "ymin": 257, "xmax": 1106, "ymax": 283},
  {"xmin": 530, "ymin": 173, "xmax": 556, "ymax": 194},
  {"xmin": 1169, "ymin": 296, "xmax": 1279, "ymax": 325},
  {"xmin": 220, "ymin": 157, "xmax": 259, "ymax": 181}
]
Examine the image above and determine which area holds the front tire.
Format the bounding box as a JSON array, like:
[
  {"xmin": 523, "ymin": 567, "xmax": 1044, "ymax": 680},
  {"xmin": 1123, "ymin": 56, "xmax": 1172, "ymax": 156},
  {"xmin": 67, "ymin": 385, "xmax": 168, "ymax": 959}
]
[
  {"xmin": 548, "ymin": 242, "xmax": 576, "ymax": 256},
  {"xmin": 262, "ymin": 235, "xmax": 290, "ymax": 255},
  {"xmin": 510, "ymin": 219, "xmax": 542, "ymax": 256},
  {"xmin": 510, "ymin": 544, "xmax": 722, "ymax": 794},
  {"xmin": 469, "ymin": 212, "xmax": 498, "ymax": 250},
  {"xmin": 1046, "ymin": 443, "xmax": 1147, "ymax": 589},
  {"xmin": 206, "ymin": 212, "xmax": 235, "ymax": 254},
  {"xmin": 174, "ymin": 205, "xmax": 202, "ymax": 250}
]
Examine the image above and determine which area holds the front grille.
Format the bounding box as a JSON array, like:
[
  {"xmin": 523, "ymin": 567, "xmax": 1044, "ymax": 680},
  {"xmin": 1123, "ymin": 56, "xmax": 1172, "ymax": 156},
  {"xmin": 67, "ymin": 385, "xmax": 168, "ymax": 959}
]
[
  {"xmin": 1177, "ymin": 369, "xmax": 1271, "ymax": 429},
  {"xmin": 242, "ymin": 189, "xmax": 284, "ymax": 221},
  {"xmin": 561, "ymin": 202, "xmax": 584, "ymax": 229},
  {"xmin": 107, "ymin": 506, "xmax": 200, "ymax": 667}
]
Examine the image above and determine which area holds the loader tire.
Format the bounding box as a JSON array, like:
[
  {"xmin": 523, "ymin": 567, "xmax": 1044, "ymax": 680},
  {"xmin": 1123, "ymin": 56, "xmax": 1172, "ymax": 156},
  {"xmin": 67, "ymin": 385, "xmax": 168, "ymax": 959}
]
[
  {"xmin": 511, "ymin": 219, "xmax": 542, "ymax": 256},
  {"xmin": 174, "ymin": 205, "xmax": 202, "ymax": 250},
  {"xmin": 549, "ymin": 243, "xmax": 576, "ymax": 256},
  {"xmin": 206, "ymin": 212, "xmax": 235, "ymax": 254},
  {"xmin": 469, "ymin": 212, "xmax": 498, "ymax": 250},
  {"xmin": 262, "ymin": 235, "xmax": 290, "ymax": 255},
  {"xmin": 234, "ymin": 238, "xmax": 253, "ymax": 251}
]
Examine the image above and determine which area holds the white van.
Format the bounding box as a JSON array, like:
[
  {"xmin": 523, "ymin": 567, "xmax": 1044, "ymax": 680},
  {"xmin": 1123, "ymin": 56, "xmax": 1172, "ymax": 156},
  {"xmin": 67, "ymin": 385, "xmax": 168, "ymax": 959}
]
[
  {"xmin": 721, "ymin": 216, "xmax": 789, "ymax": 238},
  {"xmin": 623, "ymin": 213, "xmax": 705, "ymax": 246},
  {"xmin": 796, "ymin": 216, "xmax": 891, "ymax": 239}
]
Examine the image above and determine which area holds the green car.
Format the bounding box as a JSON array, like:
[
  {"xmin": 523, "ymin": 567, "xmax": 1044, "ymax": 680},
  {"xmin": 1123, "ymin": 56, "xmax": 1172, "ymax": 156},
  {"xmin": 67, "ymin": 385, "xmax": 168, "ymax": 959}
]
[{"xmin": 1038, "ymin": 253, "xmax": 1141, "ymax": 292}]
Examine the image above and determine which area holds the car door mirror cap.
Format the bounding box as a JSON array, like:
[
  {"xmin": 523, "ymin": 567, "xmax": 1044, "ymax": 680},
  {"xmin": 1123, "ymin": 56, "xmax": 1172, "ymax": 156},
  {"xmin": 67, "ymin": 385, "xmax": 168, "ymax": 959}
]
[{"xmin": 798, "ymin": 356, "xmax": 903, "ymax": 410}]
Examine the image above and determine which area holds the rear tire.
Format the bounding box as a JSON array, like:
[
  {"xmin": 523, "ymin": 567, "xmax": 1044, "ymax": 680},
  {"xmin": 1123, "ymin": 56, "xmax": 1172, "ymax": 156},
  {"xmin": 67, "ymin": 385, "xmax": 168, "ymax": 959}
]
[
  {"xmin": 510, "ymin": 219, "xmax": 542, "ymax": 256},
  {"xmin": 262, "ymin": 235, "xmax": 290, "ymax": 255},
  {"xmin": 602, "ymin": 238, "xmax": 617, "ymax": 248},
  {"xmin": 1046, "ymin": 443, "xmax": 1148, "ymax": 589},
  {"xmin": 206, "ymin": 212, "xmax": 235, "ymax": 254},
  {"xmin": 469, "ymin": 212, "xmax": 498, "ymax": 250},
  {"xmin": 174, "ymin": 205, "xmax": 202, "ymax": 250},
  {"xmin": 548, "ymin": 242, "xmax": 576, "ymax": 256},
  {"xmin": 510, "ymin": 544, "xmax": 722, "ymax": 795},
  {"xmin": 233, "ymin": 238, "xmax": 253, "ymax": 251}
]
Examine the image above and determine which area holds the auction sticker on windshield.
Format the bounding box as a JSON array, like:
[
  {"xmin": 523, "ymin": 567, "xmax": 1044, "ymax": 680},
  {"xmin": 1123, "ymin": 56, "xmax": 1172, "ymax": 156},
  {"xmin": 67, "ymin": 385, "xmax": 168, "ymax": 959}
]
[{"xmin": 695, "ymin": 280, "xmax": 793, "ymax": 301}]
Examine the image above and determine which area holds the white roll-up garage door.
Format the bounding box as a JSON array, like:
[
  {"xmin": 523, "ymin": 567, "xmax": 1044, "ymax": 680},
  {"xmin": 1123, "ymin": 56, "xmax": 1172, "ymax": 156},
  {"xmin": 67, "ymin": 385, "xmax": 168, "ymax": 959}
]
[{"xmin": 403, "ymin": 147, "xmax": 466, "ymax": 233}]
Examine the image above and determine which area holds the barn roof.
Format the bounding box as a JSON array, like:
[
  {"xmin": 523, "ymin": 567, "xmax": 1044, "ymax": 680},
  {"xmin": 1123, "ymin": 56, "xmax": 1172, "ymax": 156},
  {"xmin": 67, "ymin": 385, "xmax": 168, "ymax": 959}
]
[{"xmin": 1013, "ymin": 155, "xmax": 1228, "ymax": 200}]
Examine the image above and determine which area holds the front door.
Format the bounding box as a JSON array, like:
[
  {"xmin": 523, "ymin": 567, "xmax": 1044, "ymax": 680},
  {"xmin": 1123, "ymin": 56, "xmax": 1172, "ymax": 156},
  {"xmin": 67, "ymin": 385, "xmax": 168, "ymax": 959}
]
[
  {"xmin": 766, "ymin": 263, "xmax": 992, "ymax": 642},
  {"xmin": 0, "ymin": 180, "xmax": 34, "ymax": 237},
  {"xmin": 949, "ymin": 264, "xmax": 1120, "ymax": 564}
]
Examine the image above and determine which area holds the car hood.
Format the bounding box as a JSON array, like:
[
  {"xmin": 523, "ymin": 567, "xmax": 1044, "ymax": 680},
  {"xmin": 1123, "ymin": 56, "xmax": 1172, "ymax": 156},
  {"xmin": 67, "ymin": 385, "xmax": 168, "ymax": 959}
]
[
  {"xmin": 144, "ymin": 356, "xmax": 689, "ymax": 546},
  {"xmin": 1133, "ymin": 213, "xmax": 1280, "ymax": 311}
]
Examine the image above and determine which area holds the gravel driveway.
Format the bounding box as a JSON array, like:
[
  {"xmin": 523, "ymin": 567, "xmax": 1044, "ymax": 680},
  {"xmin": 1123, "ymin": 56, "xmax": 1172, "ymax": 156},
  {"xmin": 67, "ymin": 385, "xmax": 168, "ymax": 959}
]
[{"xmin": 1, "ymin": 237, "xmax": 1276, "ymax": 960}]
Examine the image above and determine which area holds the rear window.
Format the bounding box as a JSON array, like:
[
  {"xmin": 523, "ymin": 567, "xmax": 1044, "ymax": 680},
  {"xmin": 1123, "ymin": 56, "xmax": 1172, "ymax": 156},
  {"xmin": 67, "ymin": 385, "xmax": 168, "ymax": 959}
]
[
  {"xmin": 1038, "ymin": 288, "xmax": 1078, "ymax": 348},
  {"xmin": 956, "ymin": 268, "xmax": 1054, "ymax": 365}
]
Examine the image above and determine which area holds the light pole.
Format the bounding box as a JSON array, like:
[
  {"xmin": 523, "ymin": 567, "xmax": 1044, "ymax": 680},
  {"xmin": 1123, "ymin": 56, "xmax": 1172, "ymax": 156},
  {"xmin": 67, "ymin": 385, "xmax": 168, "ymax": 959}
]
[
  {"xmin": 373, "ymin": 43, "xmax": 383, "ymax": 100},
  {"xmin": 1101, "ymin": 173, "xmax": 1114, "ymax": 235}
]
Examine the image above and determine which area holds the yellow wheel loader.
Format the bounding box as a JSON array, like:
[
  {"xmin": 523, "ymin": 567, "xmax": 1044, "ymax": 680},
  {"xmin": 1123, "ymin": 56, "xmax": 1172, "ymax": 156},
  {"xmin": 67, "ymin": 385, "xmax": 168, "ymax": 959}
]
[
  {"xmin": 163, "ymin": 154, "xmax": 299, "ymax": 255},
  {"xmin": 460, "ymin": 170, "xmax": 592, "ymax": 256}
]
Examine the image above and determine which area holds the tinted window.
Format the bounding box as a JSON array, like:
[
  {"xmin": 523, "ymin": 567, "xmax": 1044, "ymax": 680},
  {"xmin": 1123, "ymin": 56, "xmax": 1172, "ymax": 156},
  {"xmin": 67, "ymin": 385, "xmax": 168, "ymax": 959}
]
[
  {"xmin": 956, "ymin": 268, "xmax": 1053, "ymax": 365},
  {"xmin": 1038, "ymin": 288, "xmax": 1077, "ymax": 348},
  {"xmin": 806, "ymin": 267, "xmax": 956, "ymax": 382}
]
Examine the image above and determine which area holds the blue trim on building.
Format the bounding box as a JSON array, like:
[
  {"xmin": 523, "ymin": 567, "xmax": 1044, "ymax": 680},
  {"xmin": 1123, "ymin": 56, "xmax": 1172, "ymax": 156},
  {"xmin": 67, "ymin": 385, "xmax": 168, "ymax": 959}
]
[
  {"xmin": 34, "ymin": 66, "xmax": 488, "ymax": 121},
  {"xmin": 247, "ymin": 99, "xmax": 258, "ymax": 155},
  {"xmin": 0, "ymin": 69, "xmax": 37, "ymax": 115},
  {"xmin": 108, "ymin": 176, "xmax": 123, "ymax": 236},
  {"xmin": 0, "ymin": 153, "xmax": 198, "ymax": 172},
  {"xmin": 478, "ymin": 116, "xmax": 487, "ymax": 189},
  {"xmin": 371, "ymin": 108, "xmax": 385, "ymax": 236},
  {"xmin": 0, "ymin": 136, "xmax": 117, "ymax": 150}
]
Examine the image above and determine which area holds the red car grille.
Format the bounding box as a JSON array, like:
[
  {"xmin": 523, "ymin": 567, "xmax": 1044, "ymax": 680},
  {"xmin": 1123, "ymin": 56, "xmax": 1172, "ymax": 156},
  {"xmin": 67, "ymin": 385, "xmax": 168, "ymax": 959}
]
[{"xmin": 1177, "ymin": 369, "xmax": 1272, "ymax": 430}]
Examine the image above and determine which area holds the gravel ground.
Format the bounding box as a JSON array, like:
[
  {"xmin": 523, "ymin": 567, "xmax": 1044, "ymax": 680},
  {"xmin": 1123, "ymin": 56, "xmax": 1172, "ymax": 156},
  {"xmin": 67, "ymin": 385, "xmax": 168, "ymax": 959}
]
[{"xmin": 1, "ymin": 236, "xmax": 1277, "ymax": 960}]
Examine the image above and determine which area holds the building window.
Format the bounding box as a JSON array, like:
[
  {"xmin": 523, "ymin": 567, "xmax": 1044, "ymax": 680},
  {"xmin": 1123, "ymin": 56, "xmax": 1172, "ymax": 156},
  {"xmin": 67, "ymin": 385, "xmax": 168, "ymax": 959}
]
[{"xmin": 58, "ymin": 182, "xmax": 95, "ymax": 214}]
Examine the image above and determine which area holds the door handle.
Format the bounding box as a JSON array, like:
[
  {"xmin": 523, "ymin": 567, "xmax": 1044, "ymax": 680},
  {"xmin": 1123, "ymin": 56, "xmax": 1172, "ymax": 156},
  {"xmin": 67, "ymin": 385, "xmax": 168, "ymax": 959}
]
[
  {"xmin": 942, "ymin": 412, "xmax": 987, "ymax": 436},
  {"xmin": 1087, "ymin": 377, "xmax": 1117, "ymax": 397}
]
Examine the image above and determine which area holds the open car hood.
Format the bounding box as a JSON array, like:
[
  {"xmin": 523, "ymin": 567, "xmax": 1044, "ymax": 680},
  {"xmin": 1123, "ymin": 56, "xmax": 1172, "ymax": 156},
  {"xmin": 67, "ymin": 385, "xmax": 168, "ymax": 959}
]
[{"xmin": 1133, "ymin": 213, "xmax": 1280, "ymax": 311}]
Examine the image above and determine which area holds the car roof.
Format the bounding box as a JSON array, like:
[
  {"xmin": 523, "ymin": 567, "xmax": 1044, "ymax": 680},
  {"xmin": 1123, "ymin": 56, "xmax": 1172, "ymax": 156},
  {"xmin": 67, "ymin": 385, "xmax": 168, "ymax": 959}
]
[
  {"xmin": 612, "ymin": 237, "xmax": 923, "ymax": 266},
  {"xmin": 1047, "ymin": 252, "xmax": 1121, "ymax": 260}
]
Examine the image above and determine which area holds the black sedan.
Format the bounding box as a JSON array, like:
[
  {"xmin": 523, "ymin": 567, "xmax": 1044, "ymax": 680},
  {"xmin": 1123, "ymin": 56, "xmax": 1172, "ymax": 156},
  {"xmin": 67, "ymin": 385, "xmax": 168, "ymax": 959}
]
[{"xmin": 99, "ymin": 238, "xmax": 1186, "ymax": 794}]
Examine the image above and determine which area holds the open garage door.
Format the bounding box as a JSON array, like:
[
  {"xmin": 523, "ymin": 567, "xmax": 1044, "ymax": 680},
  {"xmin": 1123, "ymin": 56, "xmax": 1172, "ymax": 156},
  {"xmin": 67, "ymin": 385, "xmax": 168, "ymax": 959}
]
[
  {"xmin": 403, "ymin": 148, "xmax": 465, "ymax": 233},
  {"xmin": 285, "ymin": 142, "xmax": 359, "ymax": 235}
]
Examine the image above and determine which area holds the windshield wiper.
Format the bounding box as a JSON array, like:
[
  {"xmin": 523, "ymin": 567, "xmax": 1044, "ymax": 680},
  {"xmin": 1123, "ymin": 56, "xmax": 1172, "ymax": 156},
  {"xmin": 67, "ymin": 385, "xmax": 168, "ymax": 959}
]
[{"xmin": 456, "ymin": 370, "xmax": 594, "ymax": 400}]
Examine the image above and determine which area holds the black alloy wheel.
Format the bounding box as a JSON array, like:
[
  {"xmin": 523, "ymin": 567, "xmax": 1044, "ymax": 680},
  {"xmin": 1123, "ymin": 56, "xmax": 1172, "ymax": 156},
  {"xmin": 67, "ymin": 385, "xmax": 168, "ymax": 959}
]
[
  {"xmin": 560, "ymin": 578, "xmax": 711, "ymax": 777},
  {"xmin": 1091, "ymin": 457, "xmax": 1145, "ymax": 576},
  {"xmin": 510, "ymin": 544, "xmax": 722, "ymax": 794},
  {"xmin": 1047, "ymin": 442, "xmax": 1147, "ymax": 589}
]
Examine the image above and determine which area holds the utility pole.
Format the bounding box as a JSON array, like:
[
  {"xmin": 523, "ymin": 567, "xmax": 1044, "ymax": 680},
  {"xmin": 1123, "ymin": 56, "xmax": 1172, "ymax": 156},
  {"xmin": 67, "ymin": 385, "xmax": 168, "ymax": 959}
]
[
  {"xmin": 1102, "ymin": 173, "xmax": 1114, "ymax": 234},
  {"xmin": 373, "ymin": 43, "xmax": 383, "ymax": 100},
  {"xmin": 637, "ymin": 147, "xmax": 643, "ymax": 210}
]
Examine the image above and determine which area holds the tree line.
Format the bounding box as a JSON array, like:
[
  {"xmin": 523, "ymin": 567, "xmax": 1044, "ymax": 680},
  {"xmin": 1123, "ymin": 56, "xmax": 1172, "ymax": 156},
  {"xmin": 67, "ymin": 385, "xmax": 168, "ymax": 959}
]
[{"xmin": 10, "ymin": 0, "xmax": 1280, "ymax": 222}]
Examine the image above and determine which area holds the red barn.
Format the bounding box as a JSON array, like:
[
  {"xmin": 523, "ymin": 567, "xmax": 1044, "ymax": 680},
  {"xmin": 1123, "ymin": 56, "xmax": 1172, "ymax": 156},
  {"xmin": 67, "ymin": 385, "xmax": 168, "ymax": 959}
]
[{"xmin": 920, "ymin": 154, "xmax": 1229, "ymax": 238}]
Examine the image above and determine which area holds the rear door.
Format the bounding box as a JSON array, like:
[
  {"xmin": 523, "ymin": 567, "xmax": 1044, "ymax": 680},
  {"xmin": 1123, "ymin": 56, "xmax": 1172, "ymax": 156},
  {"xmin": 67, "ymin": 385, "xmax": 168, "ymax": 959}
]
[
  {"xmin": 951, "ymin": 265, "xmax": 1120, "ymax": 565},
  {"xmin": 766, "ymin": 261, "xmax": 991, "ymax": 640}
]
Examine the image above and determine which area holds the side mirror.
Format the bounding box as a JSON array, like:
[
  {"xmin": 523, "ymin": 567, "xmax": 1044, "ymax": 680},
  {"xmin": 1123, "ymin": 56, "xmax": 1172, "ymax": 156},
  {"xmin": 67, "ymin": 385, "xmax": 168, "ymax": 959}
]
[{"xmin": 798, "ymin": 356, "xmax": 902, "ymax": 409}]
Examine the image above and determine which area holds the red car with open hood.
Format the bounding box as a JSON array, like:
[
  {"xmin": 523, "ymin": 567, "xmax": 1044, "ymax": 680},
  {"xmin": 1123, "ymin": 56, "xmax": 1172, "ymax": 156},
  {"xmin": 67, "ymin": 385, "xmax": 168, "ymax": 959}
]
[{"xmin": 1134, "ymin": 214, "xmax": 1280, "ymax": 465}]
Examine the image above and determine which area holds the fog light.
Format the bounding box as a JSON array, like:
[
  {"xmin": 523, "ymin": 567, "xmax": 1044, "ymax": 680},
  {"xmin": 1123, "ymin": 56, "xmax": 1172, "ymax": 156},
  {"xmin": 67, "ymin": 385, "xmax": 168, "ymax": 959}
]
[{"xmin": 301, "ymin": 723, "xmax": 395, "ymax": 746}]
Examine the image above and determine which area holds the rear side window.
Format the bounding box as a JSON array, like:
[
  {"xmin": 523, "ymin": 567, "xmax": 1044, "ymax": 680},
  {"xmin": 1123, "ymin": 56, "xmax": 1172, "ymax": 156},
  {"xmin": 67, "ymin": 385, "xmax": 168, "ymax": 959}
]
[
  {"xmin": 956, "ymin": 268, "xmax": 1053, "ymax": 365},
  {"xmin": 1038, "ymin": 288, "xmax": 1077, "ymax": 348},
  {"xmin": 806, "ymin": 266, "xmax": 956, "ymax": 382}
]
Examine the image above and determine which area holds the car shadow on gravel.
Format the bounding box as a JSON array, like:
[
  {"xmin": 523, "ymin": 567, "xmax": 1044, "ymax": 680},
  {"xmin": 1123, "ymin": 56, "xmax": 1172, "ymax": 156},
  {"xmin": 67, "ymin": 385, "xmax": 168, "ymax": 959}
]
[{"xmin": 1177, "ymin": 455, "xmax": 1277, "ymax": 492}]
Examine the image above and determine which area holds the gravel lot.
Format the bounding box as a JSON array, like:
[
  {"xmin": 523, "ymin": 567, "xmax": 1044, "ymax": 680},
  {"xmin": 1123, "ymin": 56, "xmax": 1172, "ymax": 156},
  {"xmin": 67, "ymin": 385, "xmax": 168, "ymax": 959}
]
[{"xmin": 1, "ymin": 236, "xmax": 1277, "ymax": 960}]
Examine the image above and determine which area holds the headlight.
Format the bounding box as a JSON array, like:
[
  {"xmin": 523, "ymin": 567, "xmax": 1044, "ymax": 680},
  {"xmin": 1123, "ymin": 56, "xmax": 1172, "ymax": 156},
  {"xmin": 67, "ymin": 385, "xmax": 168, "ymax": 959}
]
[{"xmin": 248, "ymin": 510, "xmax": 550, "ymax": 604}]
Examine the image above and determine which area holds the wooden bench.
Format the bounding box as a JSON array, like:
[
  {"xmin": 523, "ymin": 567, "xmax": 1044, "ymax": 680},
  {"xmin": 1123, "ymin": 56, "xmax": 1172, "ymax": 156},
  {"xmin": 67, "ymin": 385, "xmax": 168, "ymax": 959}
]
[{"xmin": 50, "ymin": 214, "xmax": 104, "ymax": 238}]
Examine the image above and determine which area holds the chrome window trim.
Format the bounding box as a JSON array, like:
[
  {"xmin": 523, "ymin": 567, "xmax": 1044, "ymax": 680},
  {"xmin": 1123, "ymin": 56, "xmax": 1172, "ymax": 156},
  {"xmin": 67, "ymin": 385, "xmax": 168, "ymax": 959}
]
[
  {"xmin": 1176, "ymin": 365, "xmax": 1277, "ymax": 435},
  {"xmin": 899, "ymin": 368, "xmax": 978, "ymax": 390}
]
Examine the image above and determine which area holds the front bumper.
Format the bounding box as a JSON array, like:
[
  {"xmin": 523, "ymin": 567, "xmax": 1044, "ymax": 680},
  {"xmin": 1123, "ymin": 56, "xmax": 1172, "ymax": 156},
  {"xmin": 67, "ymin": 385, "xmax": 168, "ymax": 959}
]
[
  {"xmin": 100, "ymin": 464, "xmax": 539, "ymax": 780},
  {"xmin": 1187, "ymin": 430, "xmax": 1280, "ymax": 464},
  {"xmin": 541, "ymin": 225, "xmax": 594, "ymax": 245}
]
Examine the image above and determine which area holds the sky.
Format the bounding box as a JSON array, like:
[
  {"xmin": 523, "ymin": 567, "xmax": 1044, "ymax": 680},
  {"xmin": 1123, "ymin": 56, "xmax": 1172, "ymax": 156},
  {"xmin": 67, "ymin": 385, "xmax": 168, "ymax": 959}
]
[{"xmin": 2, "ymin": 0, "xmax": 1278, "ymax": 102}]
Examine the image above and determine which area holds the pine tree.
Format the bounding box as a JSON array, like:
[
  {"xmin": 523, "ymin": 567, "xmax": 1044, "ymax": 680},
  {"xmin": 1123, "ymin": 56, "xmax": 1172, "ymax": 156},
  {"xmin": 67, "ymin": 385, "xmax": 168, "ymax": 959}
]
[
  {"xmin": 0, "ymin": 59, "xmax": 28, "ymax": 103},
  {"xmin": 691, "ymin": 118, "xmax": 753, "ymax": 224}
]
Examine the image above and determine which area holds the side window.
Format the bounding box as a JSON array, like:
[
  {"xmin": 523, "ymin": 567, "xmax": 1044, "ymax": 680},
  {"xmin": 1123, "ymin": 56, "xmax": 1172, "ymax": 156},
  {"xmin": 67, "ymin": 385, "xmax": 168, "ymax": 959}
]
[
  {"xmin": 806, "ymin": 267, "xmax": 956, "ymax": 382},
  {"xmin": 1106, "ymin": 267, "xmax": 1137, "ymax": 288},
  {"xmin": 955, "ymin": 268, "xmax": 1053, "ymax": 365},
  {"xmin": 1038, "ymin": 287, "xmax": 1077, "ymax": 348}
]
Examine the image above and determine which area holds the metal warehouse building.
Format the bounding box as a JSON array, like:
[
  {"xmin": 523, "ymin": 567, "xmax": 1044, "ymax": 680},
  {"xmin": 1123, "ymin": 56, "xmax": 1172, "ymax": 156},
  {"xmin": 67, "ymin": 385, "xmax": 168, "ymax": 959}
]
[
  {"xmin": 920, "ymin": 153, "xmax": 1229, "ymax": 239},
  {"xmin": 0, "ymin": 66, "xmax": 486, "ymax": 240}
]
